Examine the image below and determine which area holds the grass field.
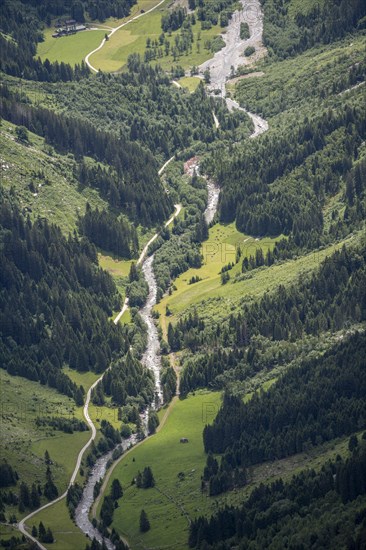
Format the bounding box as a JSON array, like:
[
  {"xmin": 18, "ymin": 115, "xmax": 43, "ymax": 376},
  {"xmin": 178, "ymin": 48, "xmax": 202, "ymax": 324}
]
[
  {"xmin": 99, "ymin": 390, "xmax": 222, "ymax": 548},
  {"xmin": 156, "ymin": 225, "xmax": 356, "ymax": 331},
  {"xmin": 177, "ymin": 76, "xmax": 202, "ymax": 92},
  {"xmin": 156, "ymin": 222, "xmax": 281, "ymax": 333},
  {"xmin": 37, "ymin": 28, "xmax": 106, "ymax": 65},
  {"xmin": 64, "ymin": 367, "xmax": 100, "ymax": 395},
  {"xmin": 89, "ymin": 398, "xmax": 122, "ymax": 431},
  {"xmin": 99, "ymin": 384, "xmax": 360, "ymax": 549},
  {"xmin": 0, "ymin": 370, "xmax": 88, "ymax": 506},
  {"xmin": 89, "ymin": 0, "xmax": 224, "ymax": 72},
  {"xmin": 27, "ymin": 498, "xmax": 89, "ymax": 550},
  {"xmin": 0, "ymin": 121, "xmax": 107, "ymax": 234}
]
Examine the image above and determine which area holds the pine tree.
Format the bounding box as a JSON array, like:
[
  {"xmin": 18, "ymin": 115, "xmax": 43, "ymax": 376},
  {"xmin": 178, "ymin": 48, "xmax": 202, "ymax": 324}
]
[
  {"xmin": 142, "ymin": 466, "xmax": 155, "ymax": 488},
  {"xmin": 111, "ymin": 479, "xmax": 123, "ymax": 500},
  {"xmin": 139, "ymin": 509, "xmax": 150, "ymax": 532}
]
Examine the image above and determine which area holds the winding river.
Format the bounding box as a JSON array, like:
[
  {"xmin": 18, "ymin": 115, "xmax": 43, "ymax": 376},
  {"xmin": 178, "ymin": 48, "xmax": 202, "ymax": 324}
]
[
  {"xmin": 19, "ymin": 2, "xmax": 269, "ymax": 548},
  {"xmin": 74, "ymin": 1, "xmax": 269, "ymax": 546},
  {"xmin": 73, "ymin": 174, "xmax": 221, "ymax": 550},
  {"xmin": 140, "ymin": 255, "xmax": 163, "ymax": 406}
]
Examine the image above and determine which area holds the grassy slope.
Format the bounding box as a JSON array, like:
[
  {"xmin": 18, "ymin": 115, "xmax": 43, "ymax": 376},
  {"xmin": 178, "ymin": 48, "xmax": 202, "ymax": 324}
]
[
  {"xmin": 37, "ymin": 28, "xmax": 106, "ymax": 65},
  {"xmin": 156, "ymin": 228, "xmax": 360, "ymax": 332},
  {"xmin": 100, "ymin": 390, "xmax": 222, "ymax": 548},
  {"xmin": 90, "ymin": 0, "xmax": 224, "ymax": 72},
  {"xmin": 234, "ymin": 32, "xmax": 366, "ymax": 119},
  {"xmin": 0, "ymin": 121, "xmax": 107, "ymax": 234},
  {"xmin": 177, "ymin": 76, "xmax": 202, "ymax": 92},
  {"xmin": 104, "ymin": 386, "xmax": 362, "ymax": 549},
  {"xmin": 0, "ymin": 370, "xmax": 89, "ymax": 508},
  {"xmin": 27, "ymin": 498, "xmax": 89, "ymax": 550},
  {"xmin": 155, "ymin": 221, "xmax": 279, "ymax": 332}
]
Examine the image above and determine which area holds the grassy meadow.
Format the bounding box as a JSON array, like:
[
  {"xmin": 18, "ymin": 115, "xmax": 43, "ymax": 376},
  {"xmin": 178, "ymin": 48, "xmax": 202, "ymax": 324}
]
[
  {"xmin": 98, "ymin": 390, "xmax": 222, "ymax": 548},
  {"xmin": 37, "ymin": 28, "xmax": 106, "ymax": 65},
  {"xmin": 0, "ymin": 370, "xmax": 90, "ymax": 508},
  {"xmin": 89, "ymin": 0, "xmax": 224, "ymax": 72},
  {"xmin": 0, "ymin": 121, "xmax": 108, "ymax": 235},
  {"xmin": 155, "ymin": 222, "xmax": 281, "ymax": 332},
  {"xmin": 177, "ymin": 76, "xmax": 202, "ymax": 92},
  {"xmin": 156, "ymin": 225, "xmax": 357, "ymax": 332},
  {"xmin": 27, "ymin": 498, "xmax": 89, "ymax": 550}
]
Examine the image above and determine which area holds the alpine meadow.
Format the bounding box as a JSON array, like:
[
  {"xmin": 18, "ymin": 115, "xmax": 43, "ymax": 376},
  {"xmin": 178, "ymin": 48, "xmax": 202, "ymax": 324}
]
[{"xmin": 0, "ymin": 0, "xmax": 365, "ymax": 549}]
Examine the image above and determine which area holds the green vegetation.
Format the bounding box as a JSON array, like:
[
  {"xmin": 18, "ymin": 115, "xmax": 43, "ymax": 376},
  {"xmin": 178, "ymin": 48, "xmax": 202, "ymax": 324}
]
[
  {"xmin": 0, "ymin": 370, "xmax": 88, "ymax": 511},
  {"xmin": 30, "ymin": 499, "xmax": 89, "ymax": 550},
  {"xmin": 177, "ymin": 76, "xmax": 202, "ymax": 92},
  {"xmin": 37, "ymin": 28, "xmax": 106, "ymax": 65},
  {"xmin": 239, "ymin": 22, "xmax": 250, "ymax": 40},
  {"xmin": 244, "ymin": 45, "xmax": 255, "ymax": 57},
  {"xmin": 100, "ymin": 391, "xmax": 221, "ymax": 548},
  {"xmin": 0, "ymin": 121, "xmax": 108, "ymax": 235},
  {"xmin": 1, "ymin": 0, "xmax": 366, "ymax": 548}
]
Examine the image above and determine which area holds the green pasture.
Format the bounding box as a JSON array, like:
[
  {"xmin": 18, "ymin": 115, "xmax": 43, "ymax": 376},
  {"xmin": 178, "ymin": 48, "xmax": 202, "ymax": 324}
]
[
  {"xmin": 0, "ymin": 121, "xmax": 107, "ymax": 235},
  {"xmin": 0, "ymin": 370, "xmax": 86, "ymax": 501},
  {"xmin": 156, "ymin": 222, "xmax": 280, "ymax": 329},
  {"xmin": 177, "ymin": 76, "xmax": 202, "ymax": 92},
  {"xmin": 37, "ymin": 28, "xmax": 106, "ymax": 65},
  {"xmin": 100, "ymin": 390, "xmax": 221, "ymax": 548},
  {"xmin": 64, "ymin": 368, "xmax": 100, "ymax": 396},
  {"xmin": 89, "ymin": 400, "xmax": 122, "ymax": 431},
  {"xmin": 89, "ymin": 0, "xmax": 224, "ymax": 72},
  {"xmin": 31, "ymin": 431, "xmax": 90, "ymax": 494},
  {"xmin": 27, "ymin": 498, "xmax": 89, "ymax": 550},
  {"xmin": 157, "ymin": 227, "xmax": 354, "ymax": 328}
]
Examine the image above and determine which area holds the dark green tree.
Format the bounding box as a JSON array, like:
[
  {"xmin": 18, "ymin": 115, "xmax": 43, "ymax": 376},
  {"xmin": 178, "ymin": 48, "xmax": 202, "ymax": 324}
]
[{"xmin": 139, "ymin": 509, "xmax": 150, "ymax": 532}]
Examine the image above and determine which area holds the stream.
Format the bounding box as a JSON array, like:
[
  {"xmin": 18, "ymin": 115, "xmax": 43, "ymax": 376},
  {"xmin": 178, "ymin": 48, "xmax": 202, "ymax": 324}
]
[
  {"xmin": 73, "ymin": 1, "xmax": 269, "ymax": 547},
  {"xmin": 74, "ymin": 172, "xmax": 221, "ymax": 550},
  {"xmin": 199, "ymin": 0, "xmax": 268, "ymax": 137},
  {"xmin": 74, "ymin": 440, "xmax": 134, "ymax": 550},
  {"xmin": 140, "ymin": 255, "xmax": 163, "ymax": 407}
]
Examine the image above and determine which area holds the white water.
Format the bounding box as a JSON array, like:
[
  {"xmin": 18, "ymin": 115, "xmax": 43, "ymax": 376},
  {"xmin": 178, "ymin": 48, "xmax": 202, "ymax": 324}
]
[
  {"xmin": 199, "ymin": 0, "xmax": 268, "ymax": 137},
  {"xmin": 140, "ymin": 255, "xmax": 163, "ymax": 406}
]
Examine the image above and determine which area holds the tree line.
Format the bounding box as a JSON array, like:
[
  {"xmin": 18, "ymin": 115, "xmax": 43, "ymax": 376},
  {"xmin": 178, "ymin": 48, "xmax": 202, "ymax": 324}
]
[
  {"xmin": 189, "ymin": 438, "xmax": 366, "ymax": 548},
  {"xmin": 202, "ymin": 332, "xmax": 366, "ymax": 481},
  {"xmin": 0, "ymin": 84, "xmax": 172, "ymax": 227},
  {"xmin": 0, "ymin": 197, "xmax": 132, "ymax": 402}
]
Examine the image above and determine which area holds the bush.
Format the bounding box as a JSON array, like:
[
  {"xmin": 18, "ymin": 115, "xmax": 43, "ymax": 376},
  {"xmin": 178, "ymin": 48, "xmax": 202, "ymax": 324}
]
[{"xmin": 244, "ymin": 46, "xmax": 255, "ymax": 57}]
